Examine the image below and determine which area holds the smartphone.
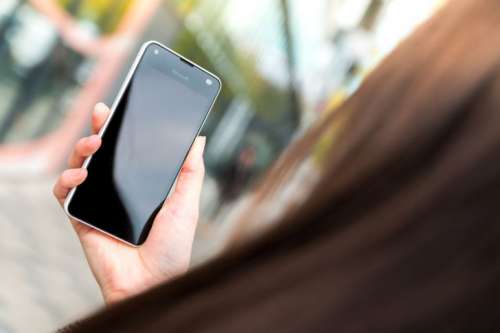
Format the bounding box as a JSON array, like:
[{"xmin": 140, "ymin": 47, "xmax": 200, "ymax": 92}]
[{"xmin": 64, "ymin": 41, "xmax": 221, "ymax": 246}]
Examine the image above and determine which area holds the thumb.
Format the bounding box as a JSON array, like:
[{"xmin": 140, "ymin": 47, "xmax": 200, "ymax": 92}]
[
  {"xmin": 165, "ymin": 136, "xmax": 206, "ymax": 213},
  {"xmin": 142, "ymin": 137, "xmax": 206, "ymax": 255}
]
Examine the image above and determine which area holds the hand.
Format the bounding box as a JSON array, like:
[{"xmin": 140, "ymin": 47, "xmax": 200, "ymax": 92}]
[{"xmin": 53, "ymin": 103, "xmax": 206, "ymax": 304}]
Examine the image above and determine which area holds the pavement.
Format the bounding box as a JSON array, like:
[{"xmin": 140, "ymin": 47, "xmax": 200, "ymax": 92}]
[
  {"xmin": 0, "ymin": 176, "xmax": 102, "ymax": 333},
  {"xmin": 0, "ymin": 172, "xmax": 243, "ymax": 333}
]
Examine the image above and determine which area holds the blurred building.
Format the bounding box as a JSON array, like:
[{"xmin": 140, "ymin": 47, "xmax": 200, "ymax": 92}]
[
  {"xmin": 0, "ymin": 0, "xmax": 443, "ymax": 220},
  {"xmin": 0, "ymin": 0, "xmax": 445, "ymax": 265}
]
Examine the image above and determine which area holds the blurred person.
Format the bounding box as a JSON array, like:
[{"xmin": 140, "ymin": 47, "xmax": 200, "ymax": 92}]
[
  {"xmin": 218, "ymin": 144, "xmax": 259, "ymax": 202},
  {"xmin": 28, "ymin": 0, "xmax": 135, "ymax": 56},
  {"xmin": 53, "ymin": 0, "xmax": 500, "ymax": 331},
  {"xmin": 0, "ymin": 0, "xmax": 133, "ymax": 141}
]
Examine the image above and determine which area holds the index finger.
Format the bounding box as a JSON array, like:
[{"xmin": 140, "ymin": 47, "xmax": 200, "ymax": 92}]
[{"xmin": 92, "ymin": 103, "xmax": 111, "ymax": 134}]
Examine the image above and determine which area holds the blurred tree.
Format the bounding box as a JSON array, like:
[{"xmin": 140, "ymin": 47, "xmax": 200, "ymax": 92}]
[
  {"xmin": 167, "ymin": 0, "xmax": 300, "ymax": 197},
  {"xmin": 360, "ymin": 0, "xmax": 384, "ymax": 31}
]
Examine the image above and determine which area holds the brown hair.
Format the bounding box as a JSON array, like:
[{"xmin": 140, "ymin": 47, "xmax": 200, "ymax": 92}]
[{"xmin": 71, "ymin": 0, "xmax": 500, "ymax": 331}]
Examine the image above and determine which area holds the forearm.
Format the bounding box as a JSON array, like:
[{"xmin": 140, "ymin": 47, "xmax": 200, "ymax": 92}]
[{"xmin": 28, "ymin": 0, "xmax": 73, "ymax": 31}]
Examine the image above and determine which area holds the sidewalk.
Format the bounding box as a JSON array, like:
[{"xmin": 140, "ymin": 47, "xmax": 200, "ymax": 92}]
[
  {"xmin": 0, "ymin": 176, "xmax": 101, "ymax": 333},
  {"xmin": 0, "ymin": 174, "xmax": 249, "ymax": 332}
]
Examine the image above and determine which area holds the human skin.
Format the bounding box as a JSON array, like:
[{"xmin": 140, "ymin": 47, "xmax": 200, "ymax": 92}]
[
  {"xmin": 29, "ymin": 0, "xmax": 133, "ymax": 57},
  {"xmin": 53, "ymin": 103, "xmax": 206, "ymax": 304}
]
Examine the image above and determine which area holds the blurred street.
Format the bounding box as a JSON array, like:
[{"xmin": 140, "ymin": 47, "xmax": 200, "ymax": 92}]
[
  {"xmin": 0, "ymin": 173, "xmax": 240, "ymax": 333},
  {"xmin": 0, "ymin": 1, "xmax": 444, "ymax": 332},
  {"xmin": 0, "ymin": 176, "xmax": 101, "ymax": 333}
]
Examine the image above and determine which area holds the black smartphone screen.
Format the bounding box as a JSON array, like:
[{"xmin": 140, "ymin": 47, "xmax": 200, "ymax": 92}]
[{"xmin": 67, "ymin": 42, "xmax": 221, "ymax": 246}]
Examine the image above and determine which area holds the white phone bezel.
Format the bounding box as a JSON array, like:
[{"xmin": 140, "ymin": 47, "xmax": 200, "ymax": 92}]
[{"xmin": 63, "ymin": 40, "xmax": 222, "ymax": 247}]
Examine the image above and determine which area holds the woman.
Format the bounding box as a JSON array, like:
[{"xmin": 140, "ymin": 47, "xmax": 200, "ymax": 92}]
[{"xmin": 53, "ymin": 0, "xmax": 500, "ymax": 331}]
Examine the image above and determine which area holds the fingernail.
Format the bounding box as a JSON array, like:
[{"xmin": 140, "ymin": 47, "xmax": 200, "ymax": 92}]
[
  {"xmin": 67, "ymin": 168, "xmax": 87, "ymax": 180},
  {"xmin": 76, "ymin": 169, "xmax": 88, "ymax": 182},
  {"xmin": 87, "ymin": 134, "xmax": 100, "ymax": 145},
  {"xmin": 95, "ymin": 102, "xmax": 107, "ymax": 113}
]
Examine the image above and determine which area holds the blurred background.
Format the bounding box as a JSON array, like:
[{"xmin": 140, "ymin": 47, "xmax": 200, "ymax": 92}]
[{"xmin": 0, "ymin": 0, "xmax": 444, "ymax": 332}]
